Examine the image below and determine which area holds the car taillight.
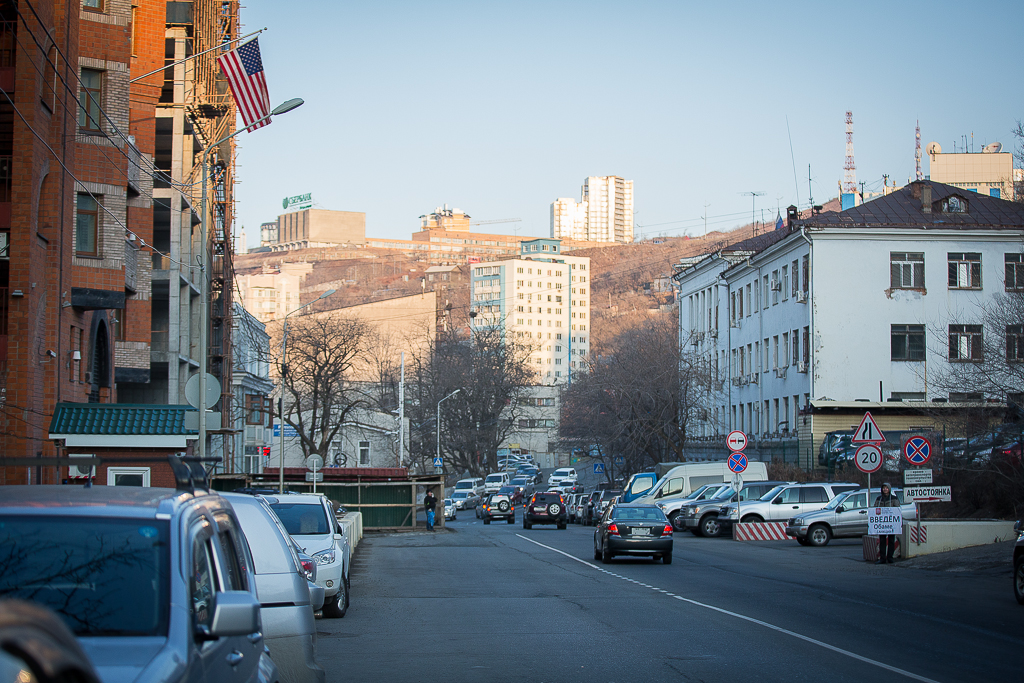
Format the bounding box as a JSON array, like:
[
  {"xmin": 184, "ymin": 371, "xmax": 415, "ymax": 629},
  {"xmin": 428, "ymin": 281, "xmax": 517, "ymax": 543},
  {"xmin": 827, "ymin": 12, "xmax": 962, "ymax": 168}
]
[
  {"xmin": 607, "ymin": 523, "xmax": 620, "ymax": 536},
  {"xmin": 300, "ymin": 559, "xmax": 315, "ymax": 578},
  {"xmin": 662, "ymin": 524, "xmax": 673, "ymax": 536}
]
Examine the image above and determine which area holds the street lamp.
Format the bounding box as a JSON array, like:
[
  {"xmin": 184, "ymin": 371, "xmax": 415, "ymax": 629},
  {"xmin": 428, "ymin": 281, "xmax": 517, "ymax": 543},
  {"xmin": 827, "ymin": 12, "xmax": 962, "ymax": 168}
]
[
  {"xmin": 278, "ymin": 288, "xmax": 336, "ymax": 493},
  {"xmin": 197, "ymin": 98, "xmax": 304, "ymax": 466},
  {"xmin": 436, "ymin": 389, "xmax": 461, "ymax": 473}
]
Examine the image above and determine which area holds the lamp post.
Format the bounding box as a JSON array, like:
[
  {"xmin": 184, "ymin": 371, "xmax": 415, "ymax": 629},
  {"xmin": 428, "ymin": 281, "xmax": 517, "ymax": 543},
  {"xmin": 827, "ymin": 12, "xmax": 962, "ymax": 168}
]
[
  {"xmin": 436, "ymin": 389, "xmax": 461, "ymax": 472},
  {"xmin": 197, "ymin": 98, "xmax": 304, "ymax": 465},
  {"xmin": 278, "ymin": 288, "xmax": 336, "ymax": 493}
]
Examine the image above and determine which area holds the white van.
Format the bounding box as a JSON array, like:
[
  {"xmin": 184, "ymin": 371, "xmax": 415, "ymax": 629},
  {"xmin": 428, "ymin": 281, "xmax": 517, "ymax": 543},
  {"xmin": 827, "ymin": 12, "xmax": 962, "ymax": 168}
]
[
  {"xmin": 484, "ymin": 472, "xmax": 510, "ymax": 493},
  {"xmin": 634, "ymin": 461, "xmax": 768, "ymax": 504},
  {"xmin": 454, "ymin": 477, "xmax": 486, "ymax": 498}
]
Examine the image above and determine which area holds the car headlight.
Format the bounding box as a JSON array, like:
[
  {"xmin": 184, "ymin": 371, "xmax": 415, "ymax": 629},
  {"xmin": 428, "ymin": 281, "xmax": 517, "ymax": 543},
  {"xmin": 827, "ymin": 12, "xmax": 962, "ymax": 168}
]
[
  {"xmin": 791, "ymin": 518, "xmax": 803, "ymax": 526},
  {"xmin": 313, "ymin": 549, "xmax": 336, "ymax": 565},
  {"xmin": 655, "ymin": 502, "xmax": 666, "ymax": 509}
]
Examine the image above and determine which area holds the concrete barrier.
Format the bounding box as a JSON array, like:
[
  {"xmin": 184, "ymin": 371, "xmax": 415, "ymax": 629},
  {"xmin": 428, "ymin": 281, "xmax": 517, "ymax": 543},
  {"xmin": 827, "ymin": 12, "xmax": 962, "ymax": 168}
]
[
  {"xmin": 901, "ymin": 519, "xmax": 1015, "ymax": 558},
  {"xmin": 337, "ymin": 512, "xmax": 363, "ymax": 550},
  {"xmin": 733, "ymin": 522, "xmax": 792, "ymax": 541}
]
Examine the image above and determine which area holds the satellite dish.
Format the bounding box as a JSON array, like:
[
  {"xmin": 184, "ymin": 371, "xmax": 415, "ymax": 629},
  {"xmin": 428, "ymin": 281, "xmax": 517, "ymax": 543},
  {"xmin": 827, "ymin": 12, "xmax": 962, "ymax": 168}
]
[
  {"xmin": 983, "ymin": 142, "xmax": 1003, "ymax": 153},
  {"xmin": 925, "ymin": 141, "xmax": 942, "ymax": 155}
]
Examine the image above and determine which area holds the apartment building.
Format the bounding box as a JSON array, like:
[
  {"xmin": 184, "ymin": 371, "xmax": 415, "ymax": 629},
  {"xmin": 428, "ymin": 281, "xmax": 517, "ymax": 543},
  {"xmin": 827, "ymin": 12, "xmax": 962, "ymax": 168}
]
[
  {"xmin": 927, "ymin": 141, "xmax": 1015, "ymax": 200},
  {"xmin": 676, "ymin": 183, "xmax": 1024, "ymax": 441},
  {"xmin": 271, "ymin": 208, "xmax": 366, "ymax": 251},
  {"xmin": 551, "ymin": 176, "xmax": 634, "ymax": 244},
  {"xmin": 471, "ymin": 238, "xmax": 591, "ymax": 384}
]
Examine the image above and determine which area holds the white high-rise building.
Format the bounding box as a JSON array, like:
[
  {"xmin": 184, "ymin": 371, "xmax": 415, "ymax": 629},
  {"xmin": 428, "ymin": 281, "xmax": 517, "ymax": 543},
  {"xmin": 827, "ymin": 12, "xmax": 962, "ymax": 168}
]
[
  {"xmin": 550, "ymin": 176, "xmax": 633, "ymax": 243},
  {"xmin": 471, "ymin": 238, "xmax": 591, "ymax": 384}
]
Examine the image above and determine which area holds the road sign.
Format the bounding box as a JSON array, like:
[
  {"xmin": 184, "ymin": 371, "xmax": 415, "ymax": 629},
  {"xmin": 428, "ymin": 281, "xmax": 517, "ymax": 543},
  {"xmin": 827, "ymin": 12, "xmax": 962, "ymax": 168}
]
[
  {"xmin": 903, "ymin": 436, "xmax": 932, "ymax": 466},
  {"xmin": 731, "ymin": 474, "xmax": 744, "ymax": 492},
  {"xmin": 184, "ymin": 372, "xmax": 222, "ymax": 410},
  {"xmin": 852, "ymin": 412, "xmax": 885, "ymax": 443},
  {"xmin": 273, "ymin": 424, "xmax": 298, "ymax": 438},
  {"xmin": 904, "ymin": 485, "xmax": 951, "ymax": 503},
  {"xmin": 304, "ymin": 472, "xmax": 323, "ymax": 482},
  {"xmin": 432, "ymin": 457, "xmax": 443, "ymax": 467},
  {"xmin": 904, "ymin": 469, "xmax": 933, "ymax": 485},
  {"xmin": 727, "ymin": 451, "xmax": 748, "ymax": 474},
  {"xmin": 594, "ymin": 463, "xmax": 605, "ymax": 474},
  {"xmin": 868, "ymin": 507, "xmax": 903, "ymax": 535},
  {"xmin": 613, "ymin": 455, "xmax": 625, "ymax": 467},
  {"xmin": 854, "ymin": 444, "xmax": 883, "ymax": 474},
  {"xmin": 726, "ymin": 430, "xmax": 748, "ymax": 452}
]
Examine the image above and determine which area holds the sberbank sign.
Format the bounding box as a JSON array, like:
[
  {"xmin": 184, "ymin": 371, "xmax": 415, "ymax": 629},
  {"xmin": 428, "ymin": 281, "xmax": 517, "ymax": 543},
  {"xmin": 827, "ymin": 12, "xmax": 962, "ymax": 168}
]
[{"xmin": 282, "ymin": 193, "xmax": 313, "ymax": 210}]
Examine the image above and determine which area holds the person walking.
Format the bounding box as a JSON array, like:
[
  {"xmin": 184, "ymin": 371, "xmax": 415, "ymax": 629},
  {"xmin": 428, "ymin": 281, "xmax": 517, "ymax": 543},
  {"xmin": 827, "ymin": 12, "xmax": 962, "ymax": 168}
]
[
  {"xmin": 423, "ymin": 488, "xmax": 437, "ymax": 531},
  {"xmin": 873, "ymin": 482, "xmax": 900, "ymax": 564}
]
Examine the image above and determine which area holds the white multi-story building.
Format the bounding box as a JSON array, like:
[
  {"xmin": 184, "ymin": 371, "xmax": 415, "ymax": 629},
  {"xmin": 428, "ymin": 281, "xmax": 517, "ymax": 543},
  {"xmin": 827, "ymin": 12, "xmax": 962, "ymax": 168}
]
[
  {"xmin": 471, "ymin": 238, "xmax": 591, "ymax": 383},
  {"xmin": 550, "ymin": 176, "xmax": 634, "ymax": 243},
  {"xmin": 676, "ymin": 182, "xmax": 1024, "ymax": 438}
]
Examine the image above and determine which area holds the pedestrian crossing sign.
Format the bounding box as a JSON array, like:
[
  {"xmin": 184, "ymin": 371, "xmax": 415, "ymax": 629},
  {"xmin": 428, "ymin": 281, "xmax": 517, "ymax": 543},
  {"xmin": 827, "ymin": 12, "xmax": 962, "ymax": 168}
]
[{"xmin": 433, "ymin": 457, "xmax": 443, "ymax": 467}]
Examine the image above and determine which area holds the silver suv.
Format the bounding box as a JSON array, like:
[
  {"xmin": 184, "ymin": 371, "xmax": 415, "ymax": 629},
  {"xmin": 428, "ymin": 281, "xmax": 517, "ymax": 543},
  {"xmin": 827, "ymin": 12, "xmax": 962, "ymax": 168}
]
[
  {"xmin": 266, "ymin": 494, "xmax": 351, "ymax": 618},
  {"xmin": 786, "ymin": 488, "xmax": 918, "ymax": 546},
  {"xmin": 676, "ymin": 481, "xmax": 793, "ymax": 537},
  {"xmin": 718, "ymin": 482, "xmax": 860, "ymax": 526},
  {"xmin": 0, "ymin": 484, "xmax": 278, "ymax": 683}
]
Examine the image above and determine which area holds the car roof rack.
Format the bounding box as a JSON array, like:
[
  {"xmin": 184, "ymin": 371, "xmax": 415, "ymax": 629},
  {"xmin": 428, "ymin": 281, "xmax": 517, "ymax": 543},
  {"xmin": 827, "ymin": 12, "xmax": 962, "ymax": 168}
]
[{"xmin": 168, "ymin": 455, "xmax": 221, "ymax": 493}]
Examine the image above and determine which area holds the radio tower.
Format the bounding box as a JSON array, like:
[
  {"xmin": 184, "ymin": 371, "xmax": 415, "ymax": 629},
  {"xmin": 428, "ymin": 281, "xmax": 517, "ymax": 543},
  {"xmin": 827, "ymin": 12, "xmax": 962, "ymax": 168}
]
[
  {"xmin": 843, "ymin": 111, "xmax": 857, "ymax": 194},
  {"xmin": 915, "ymin": 120, "xmax": 923, "ymax": 180}
]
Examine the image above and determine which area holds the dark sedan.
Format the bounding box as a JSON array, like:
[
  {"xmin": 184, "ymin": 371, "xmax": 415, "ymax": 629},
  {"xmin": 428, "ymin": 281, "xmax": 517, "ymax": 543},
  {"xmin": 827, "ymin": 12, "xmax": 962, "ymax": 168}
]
[{"xmin": 594, "ymin": 504, "xmax": 674, "ymax": 564}]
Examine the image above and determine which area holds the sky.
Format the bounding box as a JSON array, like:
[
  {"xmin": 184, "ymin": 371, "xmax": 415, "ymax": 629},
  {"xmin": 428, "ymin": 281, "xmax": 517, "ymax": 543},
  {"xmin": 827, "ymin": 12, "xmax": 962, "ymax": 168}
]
[{"xmin": 233, "ymin": 0, "xmax": 1023, "ymax": 248}]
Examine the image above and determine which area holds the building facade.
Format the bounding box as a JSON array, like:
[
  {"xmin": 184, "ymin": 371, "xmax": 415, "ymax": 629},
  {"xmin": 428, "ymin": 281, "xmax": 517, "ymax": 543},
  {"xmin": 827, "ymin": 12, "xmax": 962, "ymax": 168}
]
[
  {"xmin": 927, "ymin": 142, "xmax": 1015, "ymax": 200},
  {"xmin": 551, "ymin": 176, "xmax": 634, "ymax": 244},
  {"xmin": 271, "ymin": 208, "xmax": 366, "ymax": 251},
  {"xmin": 470, "ymin": 238, "xmax": 591, "ymax": 384}
]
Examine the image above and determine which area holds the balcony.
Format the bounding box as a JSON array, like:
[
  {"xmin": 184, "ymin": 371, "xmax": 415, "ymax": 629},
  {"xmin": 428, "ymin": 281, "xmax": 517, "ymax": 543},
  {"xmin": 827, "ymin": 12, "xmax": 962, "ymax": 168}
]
[{"xmin": 151, "ymin": 330, "xmax": 169, "ymax": 356}]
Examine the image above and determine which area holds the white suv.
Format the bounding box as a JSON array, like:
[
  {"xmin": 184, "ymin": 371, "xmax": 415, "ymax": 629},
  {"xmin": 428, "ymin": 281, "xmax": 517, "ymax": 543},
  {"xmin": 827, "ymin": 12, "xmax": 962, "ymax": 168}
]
[
  {"xmin": 268, "ymin": 493, "xmax": 351, "ymax": 618},
  {"xmin": 547, "ymin": 467, "xmax": 578, "ymax": 487}
]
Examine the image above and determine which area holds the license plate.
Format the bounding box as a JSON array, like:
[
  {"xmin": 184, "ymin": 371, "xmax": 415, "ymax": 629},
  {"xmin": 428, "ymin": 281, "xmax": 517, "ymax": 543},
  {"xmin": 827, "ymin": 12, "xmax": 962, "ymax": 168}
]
[
  {"xmin": 631, "ymin": 527, "xmax": 650, "ymax": 536},
  {"xmin": 533, "ymin": 508, "xmax": 547, "ymax": 514}
]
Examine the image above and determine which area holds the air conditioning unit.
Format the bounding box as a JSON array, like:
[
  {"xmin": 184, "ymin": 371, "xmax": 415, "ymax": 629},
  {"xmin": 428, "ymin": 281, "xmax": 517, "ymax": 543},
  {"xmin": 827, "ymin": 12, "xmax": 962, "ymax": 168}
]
[
  {"xmin": 749, "ymin": 372, "xmax": 759, "ymax": 384},
  {"xmin": 775, "ymin": 366, "xmax": 788, "ymax": 379},
  {"xmin": 732, "ymin": 376, "xmax": 743, "ymax": 387},
  {"xmin": 730, "ymin": 319, "xmax": 740, "ymax": 328},
  {"xmin": 797, "ymin": 361, "xmax": 808, "ymax": 373},
  {"xmin": 708, "ymin": 328, "xmax": 718, "ymax": 339},
  {"xmin": 770, "ymin": 279, "xmax": 781, "ymax": 291},
  {"xmin": 68, "ymin": 453, "xmax": 95, "ymax": 480},
  {"xmin": 796, "ymin": 291, "xmax": 807, "ymax": 303}
]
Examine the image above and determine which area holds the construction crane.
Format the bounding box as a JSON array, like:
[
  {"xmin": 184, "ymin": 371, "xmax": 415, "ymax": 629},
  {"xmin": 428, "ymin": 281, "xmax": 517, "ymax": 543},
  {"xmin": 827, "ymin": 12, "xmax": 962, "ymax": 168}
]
[{"xmin": 469, "ymin": 218, "xmax": 522, "ymax": 226}]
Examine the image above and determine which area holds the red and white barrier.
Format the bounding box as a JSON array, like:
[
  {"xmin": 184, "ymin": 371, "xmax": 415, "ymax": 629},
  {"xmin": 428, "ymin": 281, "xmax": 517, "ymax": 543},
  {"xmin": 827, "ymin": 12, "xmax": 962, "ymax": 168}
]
[
  {"xmin": 909, "ymin": 525, "xmax": 927, "ymax": 544},
  {"xmin": 733, "ymin": 522, "xmax": 792, "ymax": 541}
]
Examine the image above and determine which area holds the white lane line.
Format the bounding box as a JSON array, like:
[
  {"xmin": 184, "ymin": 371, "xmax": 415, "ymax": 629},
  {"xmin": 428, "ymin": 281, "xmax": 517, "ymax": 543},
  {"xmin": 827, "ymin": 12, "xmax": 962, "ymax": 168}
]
[{"xmin": 515, "ymin": 534, "xmax": 940, "ymax": 683}]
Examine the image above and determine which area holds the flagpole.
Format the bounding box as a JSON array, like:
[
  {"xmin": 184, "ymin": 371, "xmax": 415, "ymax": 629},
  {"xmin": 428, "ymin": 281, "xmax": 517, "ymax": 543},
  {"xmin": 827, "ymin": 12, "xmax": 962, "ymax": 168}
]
[{"xmin": 128, "ymin": 28, "xmax": 268, "ymax": 83}]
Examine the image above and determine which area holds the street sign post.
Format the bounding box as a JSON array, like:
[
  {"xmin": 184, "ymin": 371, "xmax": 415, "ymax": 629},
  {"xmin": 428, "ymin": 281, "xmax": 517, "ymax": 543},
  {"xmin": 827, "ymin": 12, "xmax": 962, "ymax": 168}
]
[
  {"xmin": 305, "ymin": 455, "xmax": 323, "ymax": 494},
  {"xmin": 904, "ymin": 485, "xmax": 951, "ymax": 503},
  {"xmin": 731, "ymin": 474, "xmax": 744, "ymax": 493},
  {"xmin": 726, "ymin": 430, "xmax": 748, "ymax": 452},
  {"xmin": 904, "ymin": 469, "xmax": 933, "ymax": 485},
  {"xmin": 903, "ymin": 436, "xmax": 932, "ymax": 466}
]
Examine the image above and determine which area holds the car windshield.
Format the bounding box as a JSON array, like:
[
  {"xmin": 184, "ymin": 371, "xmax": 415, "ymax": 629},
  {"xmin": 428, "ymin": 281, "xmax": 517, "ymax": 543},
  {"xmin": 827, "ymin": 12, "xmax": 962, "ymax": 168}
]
[
  {"xmin": 710, "ymin": 486, "xmax": 736, "ymax": 500},
  {"xmin": 611, "ymin": 507, "xmax": 668, "ymax": 521},
  {"xmin": 270, "ymin": 502, "xmax": 330, "ymax": 535},
  {"xmin": 686, "ymin": 485, "xmax": 712, "ymax": 499},
  {"xmin": 498, "ymin": 486, "xmax": 516, "ymax": 495},
  {"xmin": 554, "ymin": 469, "xmax": 571, "ymax": 476},
  {"xmin": 452, "ymin": 492, "xmax": 469, "ymax": 499},
  {"xmin": 455, "ymin": 482, "xmax": 474, "ymax": 489},
  {"xmin": 444, "ymin": 499, "xmax": 453, "ymax": 505},
  {"xmin": 0, "ymin": 516, "xmax": 170, "ymax": 636},
  {"xmin": 485, "ymin": 475, "xmax": 504, "ymax": 482},
  {"xmin": 511, "ymin": 478, "xmax": 528, "ymax": 485},
  {"xmin": 760, "ymin": 485, "xmax": 787, "ymax": 501},
  {"xmin": 825, "ymin": 491, "xmax": 852, "ymax": 510}
]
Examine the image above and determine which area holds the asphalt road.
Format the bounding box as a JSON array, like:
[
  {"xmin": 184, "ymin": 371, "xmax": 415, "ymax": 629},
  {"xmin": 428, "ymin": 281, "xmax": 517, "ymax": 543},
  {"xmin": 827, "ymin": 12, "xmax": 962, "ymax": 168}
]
[{"xmin": 316, "ymin": 510, "xmax": 1022, "ymax": 683}]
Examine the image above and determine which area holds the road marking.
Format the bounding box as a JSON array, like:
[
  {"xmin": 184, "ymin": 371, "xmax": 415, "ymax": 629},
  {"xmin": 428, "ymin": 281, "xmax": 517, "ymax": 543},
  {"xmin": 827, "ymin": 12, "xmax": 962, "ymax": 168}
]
[{"xmin": 515, "ymin": 534, "xmax": 940, "ymax": 683}]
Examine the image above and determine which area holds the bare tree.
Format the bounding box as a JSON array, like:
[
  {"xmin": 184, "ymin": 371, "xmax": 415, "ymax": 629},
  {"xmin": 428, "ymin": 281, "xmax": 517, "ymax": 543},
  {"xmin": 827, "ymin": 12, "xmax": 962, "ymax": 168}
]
[{"xmin": 276, "ymin": 312, "xmax": 374, "ymax": 464}]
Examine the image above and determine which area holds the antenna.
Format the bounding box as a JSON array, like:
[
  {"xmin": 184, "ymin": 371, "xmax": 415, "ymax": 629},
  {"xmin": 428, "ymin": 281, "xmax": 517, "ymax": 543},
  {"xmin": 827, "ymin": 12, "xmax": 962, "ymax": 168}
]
[
  {"xmin": 786, "ymin": 115, "xmax": 801, "ymax": 208},
  {"xmin": 915, "ymin": 120, "xmax": 923, "ymax": 181},
  {"xmin": 740, "ymin": 191, "xmax": 765, "ymax": 235},
  {"xmin": 808, "ymin": 164, "xmax": 814, "ymax": 208},
  {"xmin": 843, "ymin": 111, "xmax": 857, "ymax": 194},
  {"xmin": 702, "ymin": 201, "xmax": 711, "ymax": 239}
]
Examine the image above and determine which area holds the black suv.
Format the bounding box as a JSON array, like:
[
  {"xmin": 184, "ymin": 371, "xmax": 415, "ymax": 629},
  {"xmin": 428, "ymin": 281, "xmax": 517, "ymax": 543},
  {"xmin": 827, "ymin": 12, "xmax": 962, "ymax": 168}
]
[
  {"xmin": 483, "ymin": 493, "xmax": 515, "ymax": 524},
  {"xmin": 523, "ymin": 492, "xmax": 568, "ymax": 529}
]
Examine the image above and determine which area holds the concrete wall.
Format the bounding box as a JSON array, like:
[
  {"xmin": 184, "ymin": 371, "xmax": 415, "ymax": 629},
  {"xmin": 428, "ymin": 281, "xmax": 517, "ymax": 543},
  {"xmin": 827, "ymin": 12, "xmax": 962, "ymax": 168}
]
[
  {"xmin": 902, "ymin": 519, "xmax": 1016, "ymax": 558},
  {"xmin": 336, "ymin": 511, "xmax": 363, "ymax": 550}
]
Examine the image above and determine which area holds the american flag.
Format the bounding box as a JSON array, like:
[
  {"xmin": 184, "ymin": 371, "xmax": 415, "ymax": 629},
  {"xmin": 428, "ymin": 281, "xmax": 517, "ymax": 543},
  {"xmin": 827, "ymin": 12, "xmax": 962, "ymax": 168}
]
[{"xmin": 217, "ymin": 38, "xmax": 271, "ymax": 131}]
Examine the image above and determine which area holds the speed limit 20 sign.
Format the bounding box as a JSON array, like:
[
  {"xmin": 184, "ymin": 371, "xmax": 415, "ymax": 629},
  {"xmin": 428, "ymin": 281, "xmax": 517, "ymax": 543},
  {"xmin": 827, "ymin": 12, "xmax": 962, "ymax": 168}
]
[{"xmin": 854, "ymin": 444, "xmax": 883, "ymax": 474}]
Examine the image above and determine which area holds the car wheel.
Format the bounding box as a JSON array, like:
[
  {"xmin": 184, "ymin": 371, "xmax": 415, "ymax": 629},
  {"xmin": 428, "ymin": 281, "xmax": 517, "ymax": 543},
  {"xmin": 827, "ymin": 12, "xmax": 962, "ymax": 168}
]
[
  {"xmin": 484, "ymin": 518, "xmax": 490, "ymax": 525},
  {"xmin": 557, "ymin": 522, "xmax": 566, "ymax": 530},
  {"xmin": 740, "ymin": 514, "xmax": 763, "ymax": 524},
  {"xmin": 1014, "ymin": 557, "xmax": 1024, "ymax": 605},
  {"xmin": 796, "ymin": 537, "xmax": 811, "ymax": 546},
  {"xmin": 594, "ymin": 545, "xmax": 601, "ymax": 561},
  {"xmin": 601, "ymin": 542, "xmax": 613, "ymax": 564},
  {"xmin": 323, "ymin": 578, "xmax": 348, "ymax": 618},
  {"xmin": 667, "ymin": 511, "xmax": 680, "ymax": 527},
  {"xmin": 700, "ymin": 516, "xmax": 722, "ymax": 538},
  {"xmin": 662, "ymin": 552, "xmax": 672, "ymax": 565},
  {"xmin": 523, "ymin": 520, "xmax": 532, "ymax": 529},
  {"xmin": 507, "ymin": 516, "xmax": 515, "ymax": 524},
  {"xmin": 808, "ymin": 524, "xmax": 832, "ymax": 547}
]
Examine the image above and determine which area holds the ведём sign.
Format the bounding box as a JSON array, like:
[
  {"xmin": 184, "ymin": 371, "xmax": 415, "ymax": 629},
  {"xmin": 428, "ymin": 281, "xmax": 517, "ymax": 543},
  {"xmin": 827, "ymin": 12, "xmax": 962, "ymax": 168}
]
[{"xmin": 868, "ymin": 507, "xmax": 903, "ymax": 535}]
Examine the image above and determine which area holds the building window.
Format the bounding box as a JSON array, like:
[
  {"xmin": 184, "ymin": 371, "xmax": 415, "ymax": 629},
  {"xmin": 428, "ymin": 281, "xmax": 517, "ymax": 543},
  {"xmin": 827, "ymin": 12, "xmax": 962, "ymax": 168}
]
[
  {"xmin": 891, "ymin": 324, "xmax": 925, "ymax": 361},
  {"xmin": 781, "ymin": 266, "xmax": 789, "ymax": 301},
  {"xmin": 791, "ymin": 259, "xmax": 799, "ymax": 297},
  {"xmin": 76, "ymin": 194, "xmax": 99, "ymax": 255},
  {"xmin": 79, "ymin": 68, "xmax": 103, "ymax": 131},
  {"xmin": 246, "ymin": 395, "xmax": 264, "ymax": 424},
  {"xmin": 948, "ymin": 324, "xmax": 983, "ymax": 361},
  {"xmin": 801, "ymin": 255, "xmax": 809, "ymax": 293},
  {"xmin": 107, "ymin": 467, "xmax": 150, "ymax": 487},
  {"xmin": 1007, "ymin": 325, "xmax": 1024, "ymax": 363},
  {"xmin": 948, "ymin": 253, "xmax": 981, "ymax": 289},
  {"xmin": 83, "ymin": 0, "xmax": 103, "ymax": 10},
  {"xmin": 1005, "ymin": 254, "xmax": 1024, "ymax": 291},
  {"xmin": 940, "ymin": 195, "xmax": 968, "ymax": 213},
  {"xmin": 358, "ymin": 441, "xmax": 370, "ymax": 466},
  {"xmin": 890, "ymin": 252, "xmax": 925, "ymax": 289}
]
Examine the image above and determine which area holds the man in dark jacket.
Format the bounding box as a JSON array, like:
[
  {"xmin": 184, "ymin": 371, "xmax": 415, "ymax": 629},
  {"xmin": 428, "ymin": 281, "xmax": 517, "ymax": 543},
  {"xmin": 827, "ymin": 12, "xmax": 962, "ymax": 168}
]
[
  {"xmin": 873, "ymin": 483, "xmax": 900, "ymax": 564},
  {"xmin": 424, "ymin": 489, "xmax": 437, "ymax": 531}
]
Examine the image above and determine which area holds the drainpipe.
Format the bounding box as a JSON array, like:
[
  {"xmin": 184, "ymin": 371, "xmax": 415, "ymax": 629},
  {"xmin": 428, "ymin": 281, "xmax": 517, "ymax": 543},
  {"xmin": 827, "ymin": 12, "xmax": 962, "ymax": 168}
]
[
  {"xmin": 720, "ymin": 272, "xmax": 732, "ymax": 432},
  {"xmin": 757, "ymin": 261, "xmax": 764, "ymax": 439},
  {"xmin": 800, "ymin": 227, "xmax": 814, "ymax": 470}
]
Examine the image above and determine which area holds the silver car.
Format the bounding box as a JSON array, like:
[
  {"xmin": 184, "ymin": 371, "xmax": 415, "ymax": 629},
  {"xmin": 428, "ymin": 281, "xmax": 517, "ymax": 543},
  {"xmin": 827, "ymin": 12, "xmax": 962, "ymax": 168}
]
[
  {"xmin": 0, "ymin": 485, "xmax": 278, "ymax": 683},
  {"xmin": 718, "ymin": 482, "xmax": 861, "ymax": 526},
  {"xmin": 224, "ymin": 493, "xmax": 327, "ymax": 683},
  {"xmin": 267, "ymin": 494, "xmax": 351, "ymax": 619},
  {"xmin": 786, "ymin": 488, "xmax": 918, "ymax": 546}
]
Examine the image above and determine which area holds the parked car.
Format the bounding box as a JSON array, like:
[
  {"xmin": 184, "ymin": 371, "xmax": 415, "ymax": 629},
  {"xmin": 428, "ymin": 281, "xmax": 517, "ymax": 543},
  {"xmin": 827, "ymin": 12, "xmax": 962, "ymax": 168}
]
[
  {"xmin": 590, "ymin": 489, "xmax": 622, "ymax": 525},
  {"xmin": 444, "ymin": 498, "xmax": 457, "ymax": 520},
  {"xmin": 593, "ymin": 503, "xmax": 674, "ymax": 564},
  {"xmin": 0, "ymin": 600, "xmax": 102, "ymax": 683},
  {"xmin": 579, "ymin": 490, "xmax": 604, "ymax": 526},
  {"xmin": 224, "ymin": 492, "xmax": 327, "ymax": 683},
  {"xmin": 547, "ymin": 467, "xmax": 578, "ymax": 487},
  {"xmin": 0, "ymin": 485, "xmax": 278, "ymax": 683},
  {"xmin": 523, "ymin": 491, "xmax": 568, "ymax": 529},
  {"xmin": 290, "ymin": 540, "xmax": 326, "ymax": 611},
  {"xmin": 674, "ymin": 481, "xmax": 794, "ymax": 536},
  {"xmin": 482, "ymin": 493, "xmax": 516, "ymax": 524},
  {"xmin": 451, "ymin": 490, "xmax": 480, "ymax": 510},
  {"xmin": 484, "ymin": 472, "xmax": 511, "ymax": 493},
  {"xmin": 656, "ymin": 483, "xmax": 732, "ymax": 528},
  {"xmin": 266, "ymin": 493, "xmax": 351, "ymax": 618},
  {"xmin": 786, "ymin": 488, "xmax": 917, "ymax": 546},
  {"xmin": 718, "ymin": 482, "xmax": 860, "ymax": 527}
]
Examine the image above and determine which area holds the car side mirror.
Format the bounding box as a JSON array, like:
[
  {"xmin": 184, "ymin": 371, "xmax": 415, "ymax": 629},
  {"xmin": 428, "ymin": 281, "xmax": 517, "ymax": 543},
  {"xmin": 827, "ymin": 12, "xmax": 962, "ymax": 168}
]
[
  {"xmin": 334, "ymin": 532, "xmax": 343, "ymax": 541},
  {"xmin": 197, "ymin": 591, "xmax": 261, "ymax": 641},
  {"xmin": 836, "ymin": 505, "xmax": 846, "ymax": 513},
  {"xmin": 772, "ymin": 498, "xmax": 783, "ymax": 504}
]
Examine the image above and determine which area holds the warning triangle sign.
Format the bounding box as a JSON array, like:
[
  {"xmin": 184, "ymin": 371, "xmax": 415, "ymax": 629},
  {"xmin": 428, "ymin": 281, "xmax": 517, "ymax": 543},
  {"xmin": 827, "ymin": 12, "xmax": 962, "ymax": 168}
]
[{"xmin": 852, "ymin": 411, "xmax": 885, "ymax": 443}]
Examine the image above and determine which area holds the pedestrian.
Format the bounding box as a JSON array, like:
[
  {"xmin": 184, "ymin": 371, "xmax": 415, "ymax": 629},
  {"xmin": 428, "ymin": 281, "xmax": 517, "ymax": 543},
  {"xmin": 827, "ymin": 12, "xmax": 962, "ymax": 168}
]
[
  {"xmin": 873, "ymin": 482, "xmax": 899, "ymax": 564},
  {"xmin": 423, "ymin": 488, "xmax": 437, "ymax": 531}
]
